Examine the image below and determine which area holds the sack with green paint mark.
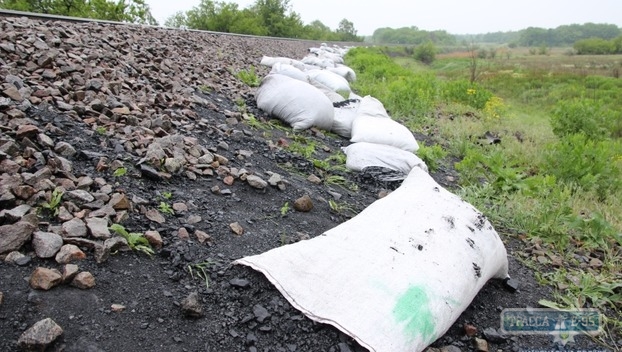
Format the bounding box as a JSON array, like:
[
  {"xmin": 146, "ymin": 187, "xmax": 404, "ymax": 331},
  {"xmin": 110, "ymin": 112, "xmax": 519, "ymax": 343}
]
[{"xmin": 235, "ymin": 167, "xmax": 510, "ymax": 352}]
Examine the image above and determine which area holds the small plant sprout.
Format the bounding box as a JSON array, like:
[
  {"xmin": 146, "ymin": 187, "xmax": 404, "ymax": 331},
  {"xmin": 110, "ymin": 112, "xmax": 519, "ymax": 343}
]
[
  {"xmin": 113, "ymin": 167, "xmax": 127, "ymax": 177},
  {"xmin": 280, "ymin": 202, "xmax": 290, "ymax": 216},
  {"xmin": 198, "ymin": 84, "xmax": 212, "ymax": 93},
  {"xmin": 328, "ymin": 199, "xmax": 358, "ymax": 216},
  {"xmin": 280, "ymin": 232, "xmax": 289, "ymax": 246},
  {"xmin": 236, "ymin": 66, "xmax": 260, "ymax": 87},
  {"xmin": 161, "ymin": 191, "xmax": 173, "ymax": 200},
  {"xmin": 95, "ymin": 126, "xmax": 107, "ymax": 135},
  {"xmin": 326, "ymin": 175, "xmax": 359, "ymax": 192},
  {"xmin": 41, "ymin": 188, "xmax": 63, "ymax": 216},
  {"xmin": 109, "ymin": 224, "xmax": 154, "ymax": 257},
  {"xmin": 187, "ymin": 260, "xmax": 216, "ymax": 289},
  {"xmin": 158, "ymin": 201, "xmax": 175, "ymax": 215}
]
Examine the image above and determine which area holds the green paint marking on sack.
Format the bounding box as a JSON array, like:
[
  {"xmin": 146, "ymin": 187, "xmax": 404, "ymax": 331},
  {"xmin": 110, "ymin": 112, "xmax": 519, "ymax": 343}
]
[{"xmin": 393, "ymin": 285, "xmax": 436, "ymax": 344}]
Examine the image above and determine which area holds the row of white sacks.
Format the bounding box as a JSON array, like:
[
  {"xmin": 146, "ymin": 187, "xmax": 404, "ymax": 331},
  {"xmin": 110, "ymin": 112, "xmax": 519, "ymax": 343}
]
[
  {"xmin": 257, "ymin": 46, "xmax": 426, "ymax": 177},
  {"xmin": 242, "ymin": 45, "xmax": 511, "ymax": 352}
]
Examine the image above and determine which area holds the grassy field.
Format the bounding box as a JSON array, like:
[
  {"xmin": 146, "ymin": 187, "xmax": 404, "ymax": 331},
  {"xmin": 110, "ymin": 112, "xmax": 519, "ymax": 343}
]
[{"xmin": 345, "ymin": 47, "xmax": 622, "ymax": 347}]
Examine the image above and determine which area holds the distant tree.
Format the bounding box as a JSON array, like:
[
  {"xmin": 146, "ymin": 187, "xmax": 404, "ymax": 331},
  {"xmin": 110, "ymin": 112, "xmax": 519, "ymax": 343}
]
[
  {"xmin": 336, "ymin": 18, "xmax": 360, "ymax": 41},
  {"xmin": 304, "ymin": 20, "xmax": 338, "ymax": 41},
  {"xmin": 518, "ymin": 27, "xmax": 549, "ymax": 47},
  {"xmin": 230, "ymin": 8, "xmax": 267, "ymax": 36},
  {"xmin": 159, "ymin": 0, "xmax": 361, "ymax": 40},
  {"xmin": 0, "ymin": 0, "xmax": 157, "ymax": 24},
  {"xmin": 467, "ymin": 42, "xmax": 479, "ymax": 83},
  {"xmin": 414, "ymin": 41, "xmax": 437, "ymax": 64},
  {"xmin": 250, "ymin": 0, "xmax": 304, "ymax": 38},
  {"xmin": 164, "ymin": 11, "xmax": 187, "ymax": 28}
]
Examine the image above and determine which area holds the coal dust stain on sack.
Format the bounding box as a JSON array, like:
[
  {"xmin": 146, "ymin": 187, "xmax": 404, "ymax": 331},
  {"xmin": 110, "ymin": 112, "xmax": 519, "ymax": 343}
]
[{"xmin": 393, "ymin": 285, "xmax": 436, "ymax": 344}]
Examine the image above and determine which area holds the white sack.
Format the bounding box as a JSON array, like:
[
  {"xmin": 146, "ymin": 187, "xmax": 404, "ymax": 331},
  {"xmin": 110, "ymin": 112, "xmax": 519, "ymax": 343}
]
[
  {"xmin": 343, "ymin": 142, "xmax": 428, "ymax": 174},
  {"xmin": 256, "ymin": 74, "xmax": 334, "ymax": 131},
  {"xmin": 309, "ymin": 79, "xmax": 347, "ymax": 103},
  {"xmin": 302, "ymin": 55, "xmax": 335, "ymax": 68},
  {"xmin": 350, "ymin": 115, "xmax": 420, "ymax": 152},
  {"xmin": 235, "ymin": 167, "xmax": 510, "ymax": 352},
  {"xmin": 358, "ymin": 95, "xmax": 390, "ymax": 118},
  {"xmin": 306, "ymin": 69, "xmax": 351, "ymax": 97},
  {"xmin": 270, "ymin": 62, "xmax": 308, "ymax": 82},
  {"xmin": 319, "ymin": 52, "xmax": 344, "ymax": 64},
  {"xmin": 260, "ymin": 56, "xmax": 306, "ymax": 71},
  {"xmin": 332, "ymin": 99, "xmax": 361, "ymax": 138},
  {"xmin": 327, "ymin": 65, "xmax": 357, "ymax": 82},
  {"xmin": 349, "ymin": 92, "xmax": 363, "ymax": 100}
]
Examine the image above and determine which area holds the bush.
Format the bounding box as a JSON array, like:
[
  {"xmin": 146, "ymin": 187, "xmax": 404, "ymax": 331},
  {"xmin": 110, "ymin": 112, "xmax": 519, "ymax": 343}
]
[
  {"xmin": 574, "ymin": 38, "xmax": 615, "ymax": 55},
  {"xmin": 455, "ymin": 148, "xmax": 526, "ymax": 194},
  {"xmin": 442, "ymin": 80, "xmax": 494, "ymax": 110},
  {"xmin": 543, "ymin": 134, "xmax": 622, "ymax": 200},
  {"xmin": 550, "ymin": 99, "xmax": 615, "ymax": 140},
  {"xmin": 414, "ymin": 41, "xmax": 437, "ymax": 64}
]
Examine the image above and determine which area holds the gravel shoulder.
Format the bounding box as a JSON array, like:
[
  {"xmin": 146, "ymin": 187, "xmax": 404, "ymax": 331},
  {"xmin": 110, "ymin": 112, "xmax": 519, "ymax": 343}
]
[{"xmin": 0, "ymin": 15, "xmax": 612, "ymax": 351}]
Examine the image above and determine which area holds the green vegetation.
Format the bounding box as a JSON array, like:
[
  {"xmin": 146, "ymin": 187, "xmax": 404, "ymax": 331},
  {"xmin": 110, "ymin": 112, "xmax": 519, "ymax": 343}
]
[
  {"xmin": 0, "ymin": 0, "xmax": 157, "ymax": 24},
  {"xmin": 372, "ymin": 26, "xmax": 456, "ymax": 45},
  {"xmin": 414, "ymin": 41, "xmax": 437, "ymax": 65},
  {"xmin": 286, "ymin": 135, "xmax": 316, "ymax": 159},
  {"xmin": 455, "ymin": 23, "xmax": 621, "ymax": 48},
  {"xmin": 109, "ymin": 224, "xmax": 154, "ymax": 256},
  {"xmin": 164, "ymin": 0, "xmax": 363, "ymax": 41},
  {"xmin": 113, "ymin": 167, "xmax": 127, "ymax": 177},
  {"xmin": 346, "ymin": 47, "xmax": 622, "ymax": 342},
  {"xmin": 416, "ymin": 143, "xmax": 448, "ymax": 172},
  {"xmin": 325, "ymin": 175, "xmax": 358, "ymax": 192},
  {"xmin": 236, "ymin": 66, "xmax": 260, "ymax": 87},
  {"xmin": 187, "ymin": 260, "xmax": 217, "ymax": 289},
  {"xmin": 95, "ymin": 126, "xmax": 107, "ymax": 135},
  {"xmin": 328, "ymin": 199, "xmax": 357, "ymax": 217},
  {"xmin": 280, "ymin": 202, "xmax": 290, "ymax": 216},
  {"xmin": 41, "ymin": 188, "xmax": 63, "ymax": 216},
  {"xmin": 158, "ymin": 201, "xmax": 175, "ymax": 215}
]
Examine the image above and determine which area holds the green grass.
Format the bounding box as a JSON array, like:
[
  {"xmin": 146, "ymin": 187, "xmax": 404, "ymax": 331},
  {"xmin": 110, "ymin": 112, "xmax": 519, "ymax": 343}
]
[
  {"xmin": 345, "ymin": 47, "xmax": 622, "ymax": 341},
  {"xmin": 187, "ymin": 260, "xmax": 217, "ymax": 289},
  {"xmin": 236, "ymin": 66, "xmax": 260, "ymax": 87}
]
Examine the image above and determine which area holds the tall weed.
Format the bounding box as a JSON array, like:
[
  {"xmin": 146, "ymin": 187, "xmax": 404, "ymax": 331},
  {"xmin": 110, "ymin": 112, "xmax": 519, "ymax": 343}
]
[
  {"xmin": 543, "ymin": 134, "xmax": 622, "ymax": 200},
  {"xmin": 550, "ymin": 99, "xmax": 617, "ymax": 140},
  {"xmin": 442, "ymin": 80, "xmax": 493, "ymax": 110}
]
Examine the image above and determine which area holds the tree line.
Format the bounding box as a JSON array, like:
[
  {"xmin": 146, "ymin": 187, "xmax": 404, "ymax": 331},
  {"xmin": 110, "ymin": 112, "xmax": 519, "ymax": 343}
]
[
  {"xmin": 164, "ymin": 0, "xmax": 362, "ymax": 42},
  {"xmin": 371, "ymin": 26, "xmax": 456, "ymax": 46},
  {"xmin": 0, "ymin": 0, "xmax": 363, "ymax": 42},
  {"xmin": 455, "ymin": 22, "xmax": 621, "ymax": 48},
  {"xmin": 0, "ymin": 0, "xmax": 157, "ymax": 24}
]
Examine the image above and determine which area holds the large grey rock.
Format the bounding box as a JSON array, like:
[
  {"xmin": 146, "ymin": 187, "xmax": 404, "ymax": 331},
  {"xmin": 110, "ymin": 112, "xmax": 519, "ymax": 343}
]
[
  {"xmin": 17, "ymin": 318, "xmax": 63, "ymax": 351},
  {"xmin": 86, "ymin": 217, "xmax": 111, "ymax": 239},
  {"xmin": 0, "ymin": 204, "xmax": 31, "ymax": 222},
  {"xmin": 246, "ymin": 175, "xmax": 268, "ymax": 189},
  {"xmin": 65, "ymin": 189, "xmax": 95, "ymax": 204},
  {"xmin": 181, "ymin": 291, "xmax": 203, "ymax": 318},
  {"xmin": 32, "ymin": 231, "xmax": 64, "ymax": 258},
  {"xmin": 62, "ymin": 218, "xmax": 87, "ymax": 237},
  {"xmin": 0, "ymin": 221, "xmax": 36, "ymax": 254}
]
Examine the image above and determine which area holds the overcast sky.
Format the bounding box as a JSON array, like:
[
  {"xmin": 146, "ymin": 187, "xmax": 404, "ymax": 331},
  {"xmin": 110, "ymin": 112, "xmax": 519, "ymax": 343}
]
[{"xmin": 146, "ymin": 0, "xmax": 622, "ymax": 35}]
